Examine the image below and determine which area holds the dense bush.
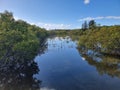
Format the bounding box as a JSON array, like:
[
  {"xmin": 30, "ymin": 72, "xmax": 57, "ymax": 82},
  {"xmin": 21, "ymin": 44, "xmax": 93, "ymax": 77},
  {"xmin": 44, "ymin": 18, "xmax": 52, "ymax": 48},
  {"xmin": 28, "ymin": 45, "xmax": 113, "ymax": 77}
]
[
  {"xmin": 0, "ymin": 11, "xmax": 48, "ymax": 63},
  {"xmin": 78, "ymin": 26, "xmax": 120, "ymax": 55}
]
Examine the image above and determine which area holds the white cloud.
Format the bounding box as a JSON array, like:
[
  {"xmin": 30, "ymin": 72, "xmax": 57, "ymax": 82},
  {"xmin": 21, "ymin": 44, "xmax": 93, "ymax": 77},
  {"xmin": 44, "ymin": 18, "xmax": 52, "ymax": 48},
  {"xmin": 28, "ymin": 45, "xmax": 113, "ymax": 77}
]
[
  {"xmin": 31, "ymin": 22, "xmax": 71, "ymax": 30},
  {"xmin": 84, "ymin": 0, "xmax": 90, "ymax": 4},
  {"xmin": 78, "ymin": 16, "xmax": 120, "ymax": 21},
  {"xmin": 14, "ymin": 16, "xmax": 20, "ymax": 20},
  {"xmin": 14, "ymin": 16, "xmax": 71, "ymax": 30}
]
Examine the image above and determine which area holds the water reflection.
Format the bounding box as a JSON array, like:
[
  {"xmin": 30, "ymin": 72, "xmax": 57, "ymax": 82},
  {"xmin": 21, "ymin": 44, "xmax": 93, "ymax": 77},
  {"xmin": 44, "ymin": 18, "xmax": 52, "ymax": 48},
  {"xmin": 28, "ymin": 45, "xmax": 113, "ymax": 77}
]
[
  {"xmin": 1, "ymin": 36, "xmax": 117, "ymax": 90},
  {"xmin": 0, "ymin": 41, "xmax": 48, "ymax": 90},
  {"xmin": 46, "ymin": 36, "xmax": 76, "ymax": 51},
  {"xmin": 34, "ymin": 36, "xmax": 120, "ymax": 90},
  {"xmin": 0, "ymin": 61, "xmax": 40, "ymax": 90},
  {"xmin": 77, "ymin": 47, "xmax": 120, "ymax": 78}
]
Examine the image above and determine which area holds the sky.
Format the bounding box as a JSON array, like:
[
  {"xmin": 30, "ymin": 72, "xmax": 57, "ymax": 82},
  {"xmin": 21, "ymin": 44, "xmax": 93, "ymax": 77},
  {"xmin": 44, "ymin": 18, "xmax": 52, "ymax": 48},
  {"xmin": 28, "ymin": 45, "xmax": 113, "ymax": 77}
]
[{"xmin": 0, "ymin": 0, "xmax": 120, "ymax": 30}]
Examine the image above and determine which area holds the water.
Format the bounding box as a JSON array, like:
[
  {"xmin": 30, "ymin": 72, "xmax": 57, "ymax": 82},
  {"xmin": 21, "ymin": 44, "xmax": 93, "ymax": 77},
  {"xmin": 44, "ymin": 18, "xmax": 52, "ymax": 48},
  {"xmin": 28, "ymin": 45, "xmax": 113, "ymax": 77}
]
[
  {"xmin": 34, "ymin": 36, "xmax": 120, "ymax": 90},
  {"xmin": 0, "ymin": 36, "xmax": 120, "ymax": 90}
]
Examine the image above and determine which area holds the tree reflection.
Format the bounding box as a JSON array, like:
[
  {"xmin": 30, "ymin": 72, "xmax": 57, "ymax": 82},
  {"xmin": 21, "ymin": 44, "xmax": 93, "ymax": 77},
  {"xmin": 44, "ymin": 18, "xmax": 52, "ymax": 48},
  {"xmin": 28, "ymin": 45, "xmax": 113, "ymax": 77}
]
[
  {"xmin": 77, "ymin": 47, "xmax": 120, "ymax": 78},
  {"xmin": 0, "ymin": 41, "xmax": 48, "ymax": 90},
  {"xmin": 0, "ymin": 61, "xmax": 40, "ymax": 90}
]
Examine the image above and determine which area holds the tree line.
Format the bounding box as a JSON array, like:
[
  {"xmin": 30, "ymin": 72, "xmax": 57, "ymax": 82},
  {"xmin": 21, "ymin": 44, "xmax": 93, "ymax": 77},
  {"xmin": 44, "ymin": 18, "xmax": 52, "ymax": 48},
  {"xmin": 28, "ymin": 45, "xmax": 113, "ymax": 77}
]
[{"xmin": 82, "ymin": 20, "xmax": 97, "ymax": 30}]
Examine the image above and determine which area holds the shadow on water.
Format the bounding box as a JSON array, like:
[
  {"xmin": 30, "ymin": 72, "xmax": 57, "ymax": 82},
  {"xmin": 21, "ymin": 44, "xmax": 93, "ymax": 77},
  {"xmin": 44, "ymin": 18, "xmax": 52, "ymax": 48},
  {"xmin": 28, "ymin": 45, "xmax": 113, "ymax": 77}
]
[{"xmin": 0, "ymin": 41, "xmax": 48, "ymax": 90}]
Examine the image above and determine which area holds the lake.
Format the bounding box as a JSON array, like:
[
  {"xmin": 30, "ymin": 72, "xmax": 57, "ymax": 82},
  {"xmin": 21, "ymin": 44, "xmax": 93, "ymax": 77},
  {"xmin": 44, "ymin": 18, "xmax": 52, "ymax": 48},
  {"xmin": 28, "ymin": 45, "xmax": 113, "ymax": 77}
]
[{"xmin": 0, "ymin": 36, "xmax": 120, "ymax": 90}]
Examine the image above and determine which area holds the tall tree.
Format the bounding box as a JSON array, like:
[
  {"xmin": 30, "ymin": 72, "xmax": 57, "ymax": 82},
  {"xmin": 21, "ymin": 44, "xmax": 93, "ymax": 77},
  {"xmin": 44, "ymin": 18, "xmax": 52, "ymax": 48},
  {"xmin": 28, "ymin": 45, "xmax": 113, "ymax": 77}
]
[
  {"xmin": 89, "ymin": 20, "xmax": 96, "ymax": 29},
  {"xmin": 82, "ymin": 21, "xmax": 88, "ymax": 31}
]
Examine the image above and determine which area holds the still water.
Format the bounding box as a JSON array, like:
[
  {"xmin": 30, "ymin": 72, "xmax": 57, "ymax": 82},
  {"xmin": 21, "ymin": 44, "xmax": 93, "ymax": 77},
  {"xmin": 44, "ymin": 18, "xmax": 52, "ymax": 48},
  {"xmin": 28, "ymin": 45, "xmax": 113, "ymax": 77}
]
[
  {"xmin": 0, "ymin": 36, "xmax": 120, "ymax": 90},
  {"xmin": 34, "ymin": 36, "xmax": 120, "ymax": 90}
]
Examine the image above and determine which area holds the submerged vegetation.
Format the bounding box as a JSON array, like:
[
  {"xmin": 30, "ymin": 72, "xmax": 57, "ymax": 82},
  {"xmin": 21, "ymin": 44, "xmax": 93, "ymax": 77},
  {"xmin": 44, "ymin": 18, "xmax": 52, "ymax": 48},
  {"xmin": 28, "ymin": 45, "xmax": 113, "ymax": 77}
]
[{"xmin": 50, "ymin": 20, "xmax": 120, "ymax": 56}]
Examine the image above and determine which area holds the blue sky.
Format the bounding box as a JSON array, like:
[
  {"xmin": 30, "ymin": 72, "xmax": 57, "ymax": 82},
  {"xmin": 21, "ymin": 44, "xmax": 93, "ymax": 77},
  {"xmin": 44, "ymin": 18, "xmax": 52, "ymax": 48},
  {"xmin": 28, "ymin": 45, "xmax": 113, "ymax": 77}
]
[{"xmin": 0, "ymin": 0, "xmax": 120, "ymax": 29}]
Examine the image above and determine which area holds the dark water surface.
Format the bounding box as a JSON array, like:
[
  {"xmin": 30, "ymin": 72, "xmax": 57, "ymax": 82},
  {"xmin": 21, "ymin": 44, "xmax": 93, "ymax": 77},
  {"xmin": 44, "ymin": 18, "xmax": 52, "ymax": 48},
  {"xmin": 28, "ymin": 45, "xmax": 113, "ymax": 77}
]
[
  {"xmin": 0, "ymin": 36, "xmax": 120, "ymax": 90},
  {"xmin": 34, "ymin": 36, "xmax": 120, "ymax": 90}
]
